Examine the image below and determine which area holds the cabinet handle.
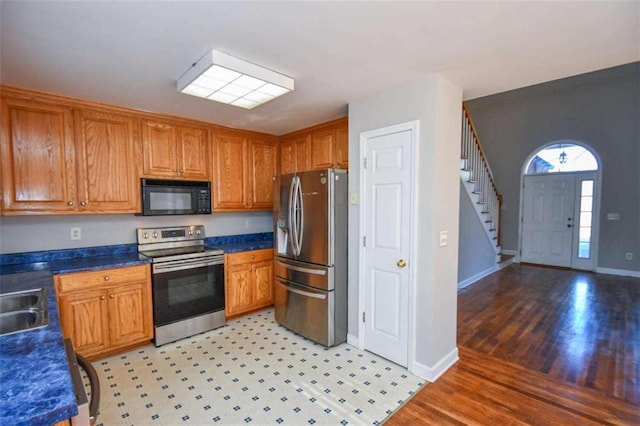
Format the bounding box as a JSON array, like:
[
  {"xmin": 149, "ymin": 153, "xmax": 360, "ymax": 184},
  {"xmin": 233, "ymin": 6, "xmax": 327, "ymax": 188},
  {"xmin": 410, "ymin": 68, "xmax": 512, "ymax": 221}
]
[
  {"xmin": 100, "ymin": 295, "xmax": 106, "ymax": 300},
  {"xmin": 104, "ymin": 276, "xmax": 110, "ymax": 281},
  {"xmin": 80, "ymin": 201, "xmax": 87, "ymax": 206},
  {"xmin": 67, "ymin": 201, "xmax": 74, "ymax": 206},
  {"xmin": 173, "ymin": 169, "xmax": 178, "ymax": 173},
  {"xmin": 179, "ymin": 169, "xmax": 184, "ymax": 173},
  {"xmin": 251, "ymin": 255, "xmax": 255, "ymax": 260},
  {"xmin": 109, "ymin": 294, "xmax": 115, "ymax": 299}
]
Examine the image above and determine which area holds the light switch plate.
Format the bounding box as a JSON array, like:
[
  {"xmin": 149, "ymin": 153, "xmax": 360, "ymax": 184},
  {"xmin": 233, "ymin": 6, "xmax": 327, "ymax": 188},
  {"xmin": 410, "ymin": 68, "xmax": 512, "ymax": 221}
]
[{"xmin": 439, "ymin": 230, "xmax": 448, "ymax": 247}]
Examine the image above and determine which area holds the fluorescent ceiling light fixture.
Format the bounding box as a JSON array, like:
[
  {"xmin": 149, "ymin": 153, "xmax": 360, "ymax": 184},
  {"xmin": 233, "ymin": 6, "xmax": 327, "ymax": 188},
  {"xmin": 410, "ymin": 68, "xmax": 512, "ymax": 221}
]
[{"xmin": 177, "ymin": 49, "xmax": 294, "ymax": 109}]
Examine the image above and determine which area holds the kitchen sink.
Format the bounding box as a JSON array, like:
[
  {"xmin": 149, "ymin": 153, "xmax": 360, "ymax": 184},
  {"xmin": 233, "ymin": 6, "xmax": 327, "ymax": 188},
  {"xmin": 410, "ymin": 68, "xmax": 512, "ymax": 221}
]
[{"xmin": 0, "ymin": 288, "xmax": 49, "ymax": 336}]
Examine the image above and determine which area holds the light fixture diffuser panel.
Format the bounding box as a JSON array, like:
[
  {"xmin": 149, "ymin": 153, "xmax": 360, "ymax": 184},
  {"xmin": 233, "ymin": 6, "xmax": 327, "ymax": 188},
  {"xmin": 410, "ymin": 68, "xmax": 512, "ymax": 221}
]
[{"xmin": 177, "ymin": 49, "xmax": 294, "ymax": 108}]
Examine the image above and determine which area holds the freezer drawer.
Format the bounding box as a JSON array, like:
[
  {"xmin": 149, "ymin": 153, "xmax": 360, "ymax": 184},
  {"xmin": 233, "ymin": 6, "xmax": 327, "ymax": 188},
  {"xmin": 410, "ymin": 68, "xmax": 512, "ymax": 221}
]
[
  {"xmin": 274, "ymin": 278, "xmax": 337, "ymax": 346},
  {"xmin": 274, "ymin": 256, "xmax": 333, "ymax": 291}
]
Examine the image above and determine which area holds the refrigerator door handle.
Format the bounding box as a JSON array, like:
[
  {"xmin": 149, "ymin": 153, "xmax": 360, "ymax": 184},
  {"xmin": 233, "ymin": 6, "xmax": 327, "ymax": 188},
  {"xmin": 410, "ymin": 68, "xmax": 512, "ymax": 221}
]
[
  {"xmin": 296, "ymin": 175, "xmax": 304, "ymax": 256},
  {"xmin": 276, "ymin": 260, "xmax": 327, "ymax": 275},
  {"xmin": 288, "ymin": 176, "xmax": 298, "ymax": 255},
  {"xmin": 275, "ymin": 277, "xmax": 327, "ymax": 300}
]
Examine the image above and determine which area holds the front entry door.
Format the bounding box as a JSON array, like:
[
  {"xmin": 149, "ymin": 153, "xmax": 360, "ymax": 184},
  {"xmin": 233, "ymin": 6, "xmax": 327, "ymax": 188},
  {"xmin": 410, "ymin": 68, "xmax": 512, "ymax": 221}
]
[
  {"xmin": 361, "ymin": 122, "xmax": 415, "ymax": 367},
  {"xmin": 521, "ymin": 174, "xmax": 575, "ymax": 267}
]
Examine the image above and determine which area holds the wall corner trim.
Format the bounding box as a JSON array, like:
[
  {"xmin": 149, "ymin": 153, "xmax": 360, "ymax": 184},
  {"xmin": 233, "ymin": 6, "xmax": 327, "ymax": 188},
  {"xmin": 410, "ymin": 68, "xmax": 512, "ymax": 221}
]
[
  {"xmin": 347, "ymin": 333, "xmax": 360, "ymax": 348},
  {"xmin": 411, "ymin": 347, "xmax": 459, "ymax": 382},
  {"xmin": 458, "ymin": 266, "xmax": 497, "ymax": 290}
]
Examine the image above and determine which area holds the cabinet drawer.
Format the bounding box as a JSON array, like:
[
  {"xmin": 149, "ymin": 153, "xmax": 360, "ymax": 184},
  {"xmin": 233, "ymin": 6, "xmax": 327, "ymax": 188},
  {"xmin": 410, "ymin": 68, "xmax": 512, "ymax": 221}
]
[
  {"xmin": 56, "ymin": 264, "xmax": 150, "ymax": 293},
  {"xmin": 226, "ymin": 249, "xmax": 273, "ymax": 266}
]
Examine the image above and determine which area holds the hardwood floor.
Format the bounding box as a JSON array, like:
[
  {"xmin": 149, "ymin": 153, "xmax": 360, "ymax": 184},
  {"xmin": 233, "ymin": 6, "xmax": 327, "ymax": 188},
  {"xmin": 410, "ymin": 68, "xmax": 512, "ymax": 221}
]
[{"xmin": 385, "ymin": 264, "xmax": 640, "ymax": 424}]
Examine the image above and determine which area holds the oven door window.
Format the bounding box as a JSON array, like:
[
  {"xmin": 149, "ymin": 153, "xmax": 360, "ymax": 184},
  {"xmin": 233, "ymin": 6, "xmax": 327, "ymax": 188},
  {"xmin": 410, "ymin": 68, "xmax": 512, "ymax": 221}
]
[{"xmin": 153, "ymin": 264, "xmax": 224, "ymax": 326}]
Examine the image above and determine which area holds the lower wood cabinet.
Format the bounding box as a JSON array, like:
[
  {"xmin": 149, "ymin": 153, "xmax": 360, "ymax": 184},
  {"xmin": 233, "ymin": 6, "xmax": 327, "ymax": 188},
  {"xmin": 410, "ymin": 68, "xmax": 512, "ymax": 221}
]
[
  {"xmin": 55, "ymin": 264, "xmax": 153, "ymax": 359},
  {"xmin": 225, "ymin": 249, "xmax": 274, "ymax": 318}
]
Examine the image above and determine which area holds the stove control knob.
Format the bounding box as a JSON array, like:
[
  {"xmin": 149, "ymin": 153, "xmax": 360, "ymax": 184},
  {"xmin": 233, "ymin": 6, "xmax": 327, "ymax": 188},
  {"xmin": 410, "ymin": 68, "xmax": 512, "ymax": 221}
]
[
  {"xmin": 143, "ymin": 232, "xmax": 149, "ymax": 239},
  {"xmin": 188, "ymin": 230, "xmax": 194, "ymax": 236},
  {"xmin": 195, "ymin": 229, "xmax": 202, "ymax": 235},
  {"xmin": 152, "ymin": 232, "xmax": 158, "ymax": 238}
]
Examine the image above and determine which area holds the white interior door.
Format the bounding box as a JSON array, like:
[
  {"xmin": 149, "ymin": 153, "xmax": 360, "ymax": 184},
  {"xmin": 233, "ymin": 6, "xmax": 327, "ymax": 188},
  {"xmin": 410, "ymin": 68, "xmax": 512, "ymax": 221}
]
[
  {"xmin": 361, "ymin": 124, "xmax": 414, "ymax": 367},
  {"xmin": 521, "ymin": 174, "xmax": 575, "ymax": 267}
]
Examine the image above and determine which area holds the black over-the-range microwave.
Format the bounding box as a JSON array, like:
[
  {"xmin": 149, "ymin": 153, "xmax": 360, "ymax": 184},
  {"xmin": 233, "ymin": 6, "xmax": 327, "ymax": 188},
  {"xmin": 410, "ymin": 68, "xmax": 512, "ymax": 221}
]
[{"xmin": 141, "ymin": 178, "xmax": 212, "ymax": 216}]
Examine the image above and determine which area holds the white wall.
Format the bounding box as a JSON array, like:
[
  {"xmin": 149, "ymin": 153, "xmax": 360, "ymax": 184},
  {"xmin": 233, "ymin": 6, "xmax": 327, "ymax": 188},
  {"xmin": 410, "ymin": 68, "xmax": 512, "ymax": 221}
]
[
  {"xmin": 0, "ymin": 212, "xmax": 272, "ymax": 254},
  {"xmin": 348, "ymin": 73, "xmax": 461, "ymax": 378}
]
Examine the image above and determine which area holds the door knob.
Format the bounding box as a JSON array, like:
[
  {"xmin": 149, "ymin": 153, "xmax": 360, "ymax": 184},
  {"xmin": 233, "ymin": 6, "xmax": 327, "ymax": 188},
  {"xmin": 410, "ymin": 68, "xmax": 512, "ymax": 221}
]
[{"xmin": 397, "ymin": 259, "xmax": 407, "ymax": 268}]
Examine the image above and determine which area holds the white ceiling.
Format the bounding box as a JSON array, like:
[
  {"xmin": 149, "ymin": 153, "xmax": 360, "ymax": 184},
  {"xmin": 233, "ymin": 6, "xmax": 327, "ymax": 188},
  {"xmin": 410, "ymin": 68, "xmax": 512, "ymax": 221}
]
[{"xmin": 1, "ymin": 1, "xmax": 638, "ymax": 135}]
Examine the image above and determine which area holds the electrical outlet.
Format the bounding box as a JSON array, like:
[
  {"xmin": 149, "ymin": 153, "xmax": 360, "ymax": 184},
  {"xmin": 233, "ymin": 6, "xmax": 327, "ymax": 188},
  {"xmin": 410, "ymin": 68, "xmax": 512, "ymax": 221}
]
[
  {"xmin": 626, "ymin": 252, "xmax": 633, "ymax": 261},
  {"xmin": 245, "ymin": 219, "xmax": 251, "ymax": 229},
  {"xmin": 70, "ymin": 227, "xmax": 82, "ymax": 240}
]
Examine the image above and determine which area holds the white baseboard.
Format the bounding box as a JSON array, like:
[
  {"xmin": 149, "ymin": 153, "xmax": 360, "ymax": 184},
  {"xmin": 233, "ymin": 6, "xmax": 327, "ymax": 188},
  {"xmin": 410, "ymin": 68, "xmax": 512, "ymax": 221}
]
[
  {"xmin": 458, "ymin": 265, "xmax": 497, "ymax": 289},
  {"xmin": 501, "ymin": 249, "xmax": 517, "ymax": 256},
  {"xmin": 347, "ymin": 333, "xmax": 360, "ymax": 348},
  {"xmin": 595, "ymin": 267, "xmax": 640, "ymax": 278},
  {"xmin": 411, "ymin": 347, "xmax": 459, "ymax": 382}
]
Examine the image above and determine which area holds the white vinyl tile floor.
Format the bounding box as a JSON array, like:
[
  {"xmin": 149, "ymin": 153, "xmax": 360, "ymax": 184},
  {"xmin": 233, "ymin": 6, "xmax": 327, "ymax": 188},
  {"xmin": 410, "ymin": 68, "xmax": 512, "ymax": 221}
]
[{"xmin": 83, "ymin": 308, "xmax": 424, "ymax": 425}]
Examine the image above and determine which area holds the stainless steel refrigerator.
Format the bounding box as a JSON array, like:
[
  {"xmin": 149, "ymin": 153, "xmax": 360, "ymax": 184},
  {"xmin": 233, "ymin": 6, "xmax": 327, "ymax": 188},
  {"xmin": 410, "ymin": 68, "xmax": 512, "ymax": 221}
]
[{"xmin": 273, "ymin": 168, "xmax": 348, "ymax": 347}]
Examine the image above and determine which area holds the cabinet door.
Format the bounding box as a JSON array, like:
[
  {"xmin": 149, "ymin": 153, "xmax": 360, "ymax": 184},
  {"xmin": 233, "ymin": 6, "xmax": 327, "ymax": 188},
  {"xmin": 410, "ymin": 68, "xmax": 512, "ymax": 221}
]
[
  {"xmin": 253, "ymin": 259, "xmax": 274, "ymax": 308},
  {"xmin": 107, "ymin": 282, "xmax": 153, "ymax": 349},
  {"xmin": 334, "ymin": 124, "xmax": 349, "ymax": 169},
  {"xmin": 58, "ymin": 289, "xmax": 110, "ymax": 358},
  {"xmin": 1, "ymin": 98, "xmax": 77, "ymax": 213},
  {"xmin": 142, "ymin": 120, "xmax": 178, "ymax": 178},
  {"xmin": 311, "ymin": 128, "xmax": 335, "ymax": 170},
  {"xmin": 225, "ymin": 263, "xmax": 254, "ymax": 317},
  {"xmin": 279, "ymin": 139, "xmax": 296, "ymax": 175},
  {"xmin": 281, "ymin": 134, "xmax": 312, "ymax": 174},
  {"xmin": 178, "ymin": 126, "xmax": 209, "ymax": 180},
  {"xmin": 248, "ymin": 137, "xmax": 277, "ymax": 210},
  {"xmin": 212, "ymin": 133, "xmax": 248, "ymax": 209},
  {"xmin": 74, "ymin": 109, "xmax": 140, "ymax": 213},
  {"xmin": 295, "ymin": 135, "xmax": 312, "ymax": 172}
]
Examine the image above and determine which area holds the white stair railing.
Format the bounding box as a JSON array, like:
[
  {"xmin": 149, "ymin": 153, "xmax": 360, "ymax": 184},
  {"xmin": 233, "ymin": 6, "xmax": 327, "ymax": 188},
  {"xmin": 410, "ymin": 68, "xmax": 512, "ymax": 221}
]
[{"xmin": 461, "ymin": 103, "xmax": 502, "ymax": 247}]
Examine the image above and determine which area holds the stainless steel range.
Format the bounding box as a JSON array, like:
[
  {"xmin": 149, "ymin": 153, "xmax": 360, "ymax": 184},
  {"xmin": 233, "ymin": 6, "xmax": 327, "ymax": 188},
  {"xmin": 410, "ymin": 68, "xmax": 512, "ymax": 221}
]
[{"xmin": 137, "ymin": 225, "xmax": 225, "ymax": 346}]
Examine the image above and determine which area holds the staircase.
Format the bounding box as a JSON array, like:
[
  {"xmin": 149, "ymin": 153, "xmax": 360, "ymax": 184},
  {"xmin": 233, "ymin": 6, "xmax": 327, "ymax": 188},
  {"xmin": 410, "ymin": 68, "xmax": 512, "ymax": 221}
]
[{"xmin": 460, "ymin": 103, "xmax": 503, "ymax": 264}]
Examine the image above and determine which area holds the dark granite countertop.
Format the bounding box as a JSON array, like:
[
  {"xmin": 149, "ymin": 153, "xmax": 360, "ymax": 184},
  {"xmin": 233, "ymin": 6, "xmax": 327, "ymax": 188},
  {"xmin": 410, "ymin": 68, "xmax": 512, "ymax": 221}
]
[
  {"xmin": 0, "ymin": 232, "xmax": 273, "ymax": 424},
  {"xmin": 0, "ymin": 270, "xmax": 77, "ymax": 426}
]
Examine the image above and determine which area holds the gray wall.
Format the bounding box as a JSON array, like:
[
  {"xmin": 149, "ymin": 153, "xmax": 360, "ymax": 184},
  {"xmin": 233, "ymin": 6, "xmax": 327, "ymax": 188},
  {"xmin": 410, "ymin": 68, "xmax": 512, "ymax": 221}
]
[
  {"xmin": 458, "ymin": 182, "xmax": 497, "ymax": 284},
  {"xmin": 466, "ymin": 62, "xmax": 639, "ymax": 271},
  {"xmin": 0, "ymin": 212, "xmax": 272, "ymax": 254},
  {"xmin": 349, "ymin": 73, "xmax": 461, "ymax": 374}
]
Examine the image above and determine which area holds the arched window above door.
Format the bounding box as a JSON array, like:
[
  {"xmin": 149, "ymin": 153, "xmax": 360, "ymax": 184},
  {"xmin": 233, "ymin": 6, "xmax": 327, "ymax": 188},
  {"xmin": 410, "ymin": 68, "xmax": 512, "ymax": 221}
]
[{"xmin": 525, "ymin": 143, "xmax": 598, "ymax": 174}]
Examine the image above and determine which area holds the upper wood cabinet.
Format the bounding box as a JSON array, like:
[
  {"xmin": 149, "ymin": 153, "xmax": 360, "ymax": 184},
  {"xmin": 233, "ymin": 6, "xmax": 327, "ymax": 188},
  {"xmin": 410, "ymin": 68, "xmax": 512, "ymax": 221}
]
[
  {"xmin": 0, "ymin": 94, "xmax": 139, "ymax": 214},
  {"xmin": 1, "ymin": 96, "xmax": 77, "ymax": 213},
  {"xmin": 74, "ymin": 108, "xmax": 140, "ymax": 213},
  {"xmin": 212, "ymin": 132, "xmax": 248, "ymax": 210},
  {"xmin": 248, "ymin": 137, "xmax": 278, "ymax": 209},
  {"xmin": 141, "ymin": 119, "xmax": 209, "ymax": 181},
  {"xmin": 279, "ymin": 117, "xmax": 348, "ymax": 174},
  {"xmin": 212, "ymin": 131, "xmax": 277, "ymax": 211},
  {"xmin": 279, "ymin": 134, "xmax": 311, "ymax": 175},
  {"xmin": 311, "ymin": 119, "xmax": 348, "ymax": 170}
]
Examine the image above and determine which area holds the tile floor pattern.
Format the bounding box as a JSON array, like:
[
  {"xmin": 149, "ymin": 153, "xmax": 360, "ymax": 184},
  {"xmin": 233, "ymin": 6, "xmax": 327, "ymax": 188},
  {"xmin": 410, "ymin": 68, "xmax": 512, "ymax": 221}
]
[{"xmin": 83, "ymin": 309, "xmax": 424, "ymax": 425}]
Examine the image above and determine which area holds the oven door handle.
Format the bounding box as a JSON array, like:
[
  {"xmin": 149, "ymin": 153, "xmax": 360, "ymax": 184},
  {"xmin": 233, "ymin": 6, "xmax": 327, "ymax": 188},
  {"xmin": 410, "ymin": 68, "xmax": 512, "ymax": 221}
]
[{"xmin": 153, "ymin": 257, "xmax": 223, "ymax": 273}]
